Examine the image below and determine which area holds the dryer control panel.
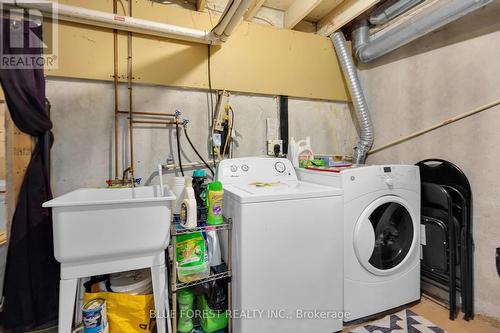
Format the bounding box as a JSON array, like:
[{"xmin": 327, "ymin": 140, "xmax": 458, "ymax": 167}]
[{"xmin": 217, "ymin": 157, "xmax": 297, "ymax": 184}]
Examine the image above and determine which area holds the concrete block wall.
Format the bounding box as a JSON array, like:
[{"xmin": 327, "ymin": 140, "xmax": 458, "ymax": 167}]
[
  {"xmin": 47, "ymin": 78, "xmax": 357, "ymax": 196},
  {"xmin": 359, "ymin": 1, "xmax": 500, "ymax": 321}
]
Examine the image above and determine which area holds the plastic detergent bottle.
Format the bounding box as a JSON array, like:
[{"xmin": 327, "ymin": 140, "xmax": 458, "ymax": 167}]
[
  {"xmin": 288, "ymin": 137, "xmax": 314, "ymax": 168},
  {"xmin": 192, "ymin": 169, "xmax": 208, "ymax": 221},
  {"xmin": 176, "ymin": 232, "xmax": 210, "ymax": 282},
  {"xmin": 177, "ymin": 289, "xmax": 195, "ymax": 333},
  {"xmin": 170, "ymin": 176, "xmax": 185, "ymax": 216},
  {"xmin": 207, "ymin": 181, "xmax": 224, "ymax": 225},
  {"xmin": 180, "ymin": 177, "xmax": 197, "ymax": 229}
]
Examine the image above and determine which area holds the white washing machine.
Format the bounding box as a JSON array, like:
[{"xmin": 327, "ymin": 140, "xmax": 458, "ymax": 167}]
[
  {"xmin": 297, "ymin": 165, "xmax": 421, "ymax": 322},
  {"xmin": 217, "ymin": 157, "xmax": 344, "ymax": 333}
]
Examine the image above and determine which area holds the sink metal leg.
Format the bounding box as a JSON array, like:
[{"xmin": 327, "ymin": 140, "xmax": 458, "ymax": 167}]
[
  {"xmin": 59, "ymin": 278, "xmax": 78, "ymax": 333},
  {"xmin": 152, "ymin": 264, "xmax": 167, "ymax": 333}
]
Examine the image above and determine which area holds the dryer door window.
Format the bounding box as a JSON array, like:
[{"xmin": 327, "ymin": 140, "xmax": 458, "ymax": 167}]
[{"xmin": 368, "ymin": 202, "xmax": 414, "ymax": 270}]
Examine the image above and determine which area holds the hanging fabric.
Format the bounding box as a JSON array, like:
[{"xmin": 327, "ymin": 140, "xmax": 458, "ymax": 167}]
[{"xmin": 0, "ymin": 10, "xmax": 59, "ymax": 331}]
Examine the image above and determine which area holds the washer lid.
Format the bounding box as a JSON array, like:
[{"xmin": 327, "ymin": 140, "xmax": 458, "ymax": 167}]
[{"xmin": 225, "ymin": 180, "xmax": 343, "ymax": 204}]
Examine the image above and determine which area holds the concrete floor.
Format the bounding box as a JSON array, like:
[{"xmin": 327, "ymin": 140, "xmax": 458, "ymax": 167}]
[{"xmin": 27, "ymin": 297, "xmax": 500, "ymax": 333}]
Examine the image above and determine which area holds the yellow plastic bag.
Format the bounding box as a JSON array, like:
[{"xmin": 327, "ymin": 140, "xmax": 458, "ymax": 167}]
[{"xmin": 84, "ymin": 291, "xmax": 155, "ymax": 332}]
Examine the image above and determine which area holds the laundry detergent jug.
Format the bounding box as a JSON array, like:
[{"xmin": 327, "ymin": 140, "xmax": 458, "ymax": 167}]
[{"xmin": 288, "ymin": 137, "xmax": 314, "ymax": 168}]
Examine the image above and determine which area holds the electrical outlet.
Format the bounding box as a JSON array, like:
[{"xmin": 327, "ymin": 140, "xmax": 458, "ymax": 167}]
[
  {"xmin": 213, "ymin": 133, "xmax": 222, "ymax": 147},
  {"xmin": 267, "ymin": 139, "xmax": 283, "ymax": 156}
]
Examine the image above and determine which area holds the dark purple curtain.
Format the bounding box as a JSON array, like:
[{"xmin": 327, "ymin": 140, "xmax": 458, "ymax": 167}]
[{"xmin": 0, "ymin": 11, "xmax": 59, "ymax": 332}]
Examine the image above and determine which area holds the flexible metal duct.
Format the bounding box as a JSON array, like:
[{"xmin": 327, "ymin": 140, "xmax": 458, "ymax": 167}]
[
  {"xmin": 369, "ymin": 0, "xmax": 424, "ymax": 25},
  {"xmin": 354, "ymin": 0, "xmax": 493, "ymax": 63},
  {"xmin": 331, "ymin": 32, "xmax": 374, "ymax": 164}
]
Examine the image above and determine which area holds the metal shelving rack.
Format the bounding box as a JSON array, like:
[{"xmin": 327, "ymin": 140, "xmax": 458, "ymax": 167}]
[{"xmin": 169, "ymin": 217, "xmax": 233, "ymax": 332}]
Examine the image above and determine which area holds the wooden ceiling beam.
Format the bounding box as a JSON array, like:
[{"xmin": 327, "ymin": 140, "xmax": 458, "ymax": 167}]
[
  {"xmin": 284, "ymin": 0, "xmax": 323, "ymax": 29},
  {"xmin": 316, "ymin": 0, "xmax": 381, "ymax": 36},
  {"xmin": 196, "ymin": 0, "xmax": 207, "ymax": 12},
  {"xmin": 244, "ymin": 0, "xmax": 267, "ymax": 20}
]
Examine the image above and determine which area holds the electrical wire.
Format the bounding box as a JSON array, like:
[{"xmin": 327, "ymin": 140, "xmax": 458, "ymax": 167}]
[
  {"xmin": 208, "ymin": 44, "xmax": 217, "ymax": 168},
  {"xmin": 183, "ymin": 126, "xmax": 215, "ymax": 176},
  {"xmin": 175, "ymin": 120, "xmax": 184, "ymax": 176},
  {"xmin": 222, "ymin": 107, "xmax": 235, "ymax": 157}
]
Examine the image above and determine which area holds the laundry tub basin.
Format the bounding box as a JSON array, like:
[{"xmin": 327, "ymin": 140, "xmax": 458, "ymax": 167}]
[{"xmin": 43, "ymin": 186, "xmax": 175, "ymax": 264}]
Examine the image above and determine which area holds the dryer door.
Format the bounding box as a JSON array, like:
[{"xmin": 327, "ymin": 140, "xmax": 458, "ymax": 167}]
[{"xmin": 354, "ymin": 195, "xmax": 417, "ymax": 276}]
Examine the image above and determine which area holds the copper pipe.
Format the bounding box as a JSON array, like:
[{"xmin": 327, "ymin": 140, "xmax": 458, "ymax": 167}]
[
  {"xmin": 113, "ymin": 0, "xmax": 119, "ymax": 179},
  {"xmin": 117, "ymin": 110, "xmax": 176, "ymax": 117},
  {"xmin": 132, "ymin": 120, "xmax": 177, "ymax": 125},
  {"xmin": 127, "ymin": 0, "xmax": 135, "ymax": 187}
]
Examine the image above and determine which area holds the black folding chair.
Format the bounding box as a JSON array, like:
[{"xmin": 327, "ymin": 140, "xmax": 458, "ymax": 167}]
[{"xmin": 421, "ymin": 182, "xmax": 457, "ymax": 320}]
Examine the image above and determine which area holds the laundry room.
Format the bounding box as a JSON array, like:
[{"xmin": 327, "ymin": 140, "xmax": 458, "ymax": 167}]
[{"xmin": 0, "ymin": 0, "xmax": 499, "ymax": 332}]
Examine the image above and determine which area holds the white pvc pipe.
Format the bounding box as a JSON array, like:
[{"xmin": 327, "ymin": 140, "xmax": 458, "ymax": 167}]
[
  {"xmin": 5, "ymin": 1, "xmax": 216, "ymax": 44},
  {"xmin": 220, "ymin": 0, "xmax": 254, "ymax": 41},
  {"xmin": 213, "ymin": 0, "xmax": 242, "ymax": 37}
]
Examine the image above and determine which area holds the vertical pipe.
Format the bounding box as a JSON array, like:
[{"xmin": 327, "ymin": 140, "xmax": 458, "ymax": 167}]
[
  {"xmin": 279, "ymin": 96, "xmax": 289, "ymax": 156},
  {"xmin": 171, "ymin": 225, "xmax": 177, "ymax": 333},
  {"xmin": 127, "ymin": 0, "xmax": 135, "ymax": 187},
  {"xmin": 227, "ymin": 219, "xmax": 233, "ymax": 332},
  {"xmin": 113, "ymin": 0, "xmax": 119, "ymax": 179}
]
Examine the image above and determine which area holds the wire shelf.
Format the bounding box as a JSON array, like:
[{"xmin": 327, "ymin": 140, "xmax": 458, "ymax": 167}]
[
  {"xmin": 171, "ymin": 219, "xmax": 232, "ymax": 236},
  {"xmin": 175, "ymin": 270, "xmax": 232, "ymax": 290}
]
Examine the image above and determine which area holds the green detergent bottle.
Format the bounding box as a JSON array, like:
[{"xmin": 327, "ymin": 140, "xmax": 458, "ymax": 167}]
[
  {"xmin": 207, "ymin": 181, "xmax": 224, "ymax": 225},
  {"xmin": 176, "ymin": 232, "xmax": 210, "ymax": 282},
  {"xmin": 177, "ymin": 289, "xmax": 195, "ymax": 333},
  {"xmin": 197, "ymin": 295, "xmax": 228, "ymax": 333}
]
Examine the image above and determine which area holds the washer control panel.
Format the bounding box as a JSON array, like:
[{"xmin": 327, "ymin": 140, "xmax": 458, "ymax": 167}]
[{"xmin": 217, "ymin": 157, "xmax": 297, "ymax": 184}]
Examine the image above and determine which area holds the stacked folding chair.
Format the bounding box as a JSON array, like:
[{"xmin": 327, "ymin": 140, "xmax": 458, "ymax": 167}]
[{"xmin": 416, "ymin": 159, "xmax": 474, "ymax": 321}]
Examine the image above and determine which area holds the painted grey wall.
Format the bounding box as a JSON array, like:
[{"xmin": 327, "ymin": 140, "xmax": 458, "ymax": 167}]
[
  {"xmin": 46, "ymin": 78, "xmax": 357, "ymax": 197},
  {"xmin": 359, "ymin": 2, "xmax": 500, "ymax": 320}
]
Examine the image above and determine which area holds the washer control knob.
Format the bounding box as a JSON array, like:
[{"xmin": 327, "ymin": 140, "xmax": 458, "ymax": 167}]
[
  {"xmin": 241, "ymin": 164, "xmax": 249, "ymax": 172},
  {"xmin": 385, "ymin": 177, "xmax": 394, "ymax": 187},
  {"xmin": 275, "ymin": 161, "xmax": 286, "ymax": 173},
  {"xmin": 230, "ymin": 165, "xmax": 238, "ymax": 172}
]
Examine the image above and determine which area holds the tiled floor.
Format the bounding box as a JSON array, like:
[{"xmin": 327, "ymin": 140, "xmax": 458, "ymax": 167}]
[{"xmin": 26, "ymin": 297, "xmax": 500, "ymax": 333}]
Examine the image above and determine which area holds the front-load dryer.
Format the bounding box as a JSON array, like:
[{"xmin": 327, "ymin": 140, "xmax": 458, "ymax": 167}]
[{"xmin": 297, "ymin": 165, "xmax": 421, "ymax": 322}]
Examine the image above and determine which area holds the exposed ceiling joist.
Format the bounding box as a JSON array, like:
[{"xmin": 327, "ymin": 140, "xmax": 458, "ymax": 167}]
[
  {"xmin": 317, "ymin": 0, "xmax": 381, "ymax": 36},
  {"xmin": 196, "ymin": 0, "xmax": 207, "ymax": 12},
  {"xmin": 244, "ymin": 0, "xmax": 267, "ymax": 20},
  {"xmin": 284, "ymin": 0, "xmax": 323, "ymax": 28}
]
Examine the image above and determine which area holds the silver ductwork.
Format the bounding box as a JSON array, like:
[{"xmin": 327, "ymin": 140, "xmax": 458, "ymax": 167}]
[
  {"xmin": 369, "ymin": 0, "xmax": 424, "ymax": 25},
  {"xmin": 354, "ymin": 0, "xmax": 493, "ymax": 63},
  {"xmin": 331, "ymin": 32, "xmax": 374, "ymax": 164}
]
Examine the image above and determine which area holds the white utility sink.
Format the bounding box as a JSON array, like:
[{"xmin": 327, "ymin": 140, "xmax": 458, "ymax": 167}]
[{"xmin": 43, "ymin": 186, "xmax": 175, "ymax": 264}]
